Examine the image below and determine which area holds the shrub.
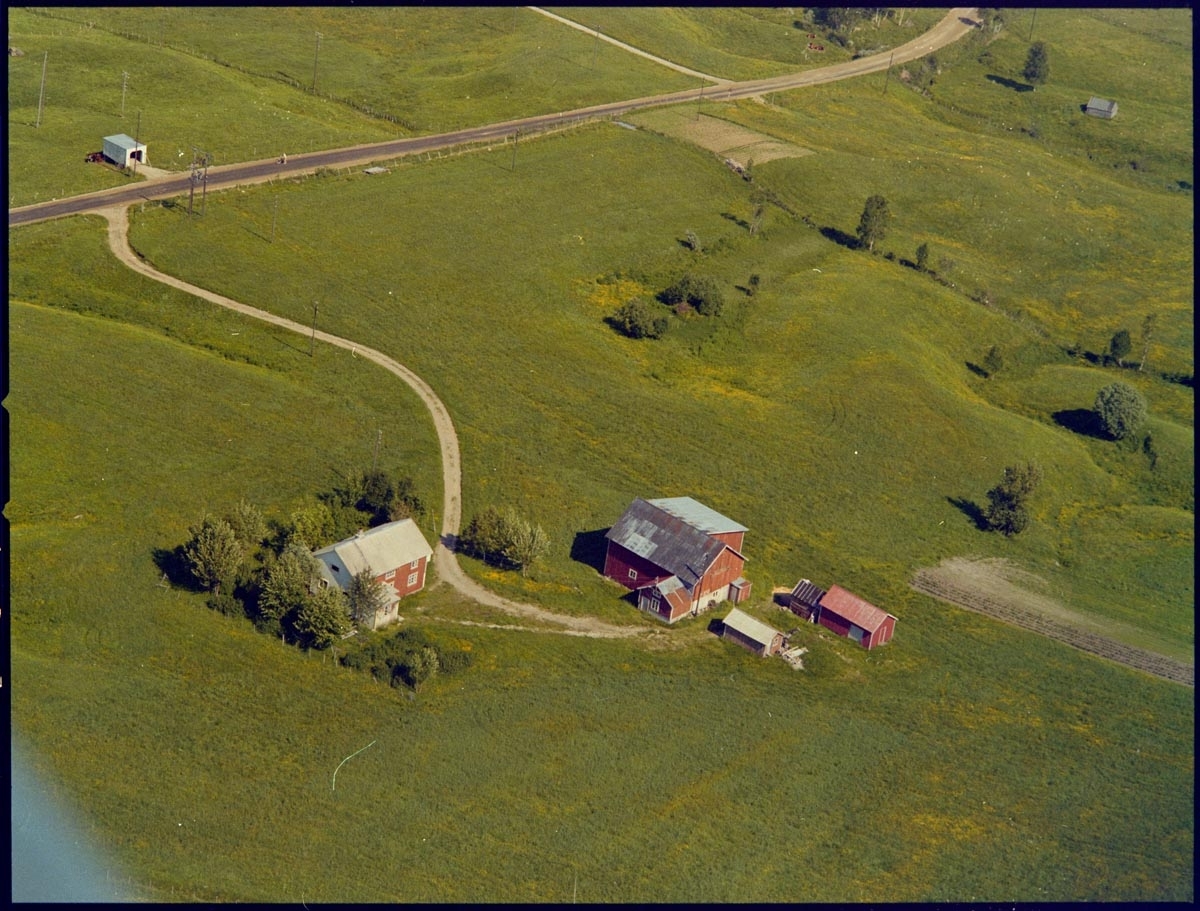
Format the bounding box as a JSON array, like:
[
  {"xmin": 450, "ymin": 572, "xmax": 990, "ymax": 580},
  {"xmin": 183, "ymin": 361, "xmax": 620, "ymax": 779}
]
[
  {"xmin": 1094, "ymin": 382, "xmax": 1148, "ymax": 440},
  {"xmin": 611, "ymin": 298, "xmax": 668, "ymax": 339},
  {"xmin": 662, "ymin": 273, "xmax": 724, "ymax": 317}
]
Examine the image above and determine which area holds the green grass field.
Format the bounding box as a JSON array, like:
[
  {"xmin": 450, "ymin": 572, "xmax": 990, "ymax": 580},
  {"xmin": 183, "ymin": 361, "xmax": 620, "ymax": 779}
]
[{"xmin": 8, "ymin": 7, "xmax": 1194, "ymax": 903}]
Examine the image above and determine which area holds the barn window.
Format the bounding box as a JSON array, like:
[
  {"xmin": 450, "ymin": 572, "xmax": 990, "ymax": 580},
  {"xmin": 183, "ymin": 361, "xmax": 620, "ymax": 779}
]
[
  {"xmin": 407, "ymin": 572, "xmax": 418, "ymax": 587},
  {"xmin": 410, "ymin": 559, "xmax": 420, "ymax": 570},
  {"xmin": 331, "ymin": 564, "xmax": 340, "ymax": 573},
  {"xmin": 384, "ymin": 569, "xmax": 396, "ymax": 581},
  {"xmin": 628, "ymin": 569, "xmax": 638, "ymax": 581}
]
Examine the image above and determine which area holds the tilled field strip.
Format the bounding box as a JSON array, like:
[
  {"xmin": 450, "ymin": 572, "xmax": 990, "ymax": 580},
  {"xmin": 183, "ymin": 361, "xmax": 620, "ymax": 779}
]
[{"xmin": 911, "ymin": 571, "xmax": 1194, "ymax": 687}]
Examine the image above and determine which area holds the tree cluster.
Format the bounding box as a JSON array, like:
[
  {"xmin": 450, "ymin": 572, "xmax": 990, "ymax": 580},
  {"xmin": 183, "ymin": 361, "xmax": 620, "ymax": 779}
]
[
  {"xmin": 1023, "ymin": 41, "xmax": 1050, "ymax": 86},
  {"xmin": 339, "ymin": 627, "xmax": 472, "ymax": 693},
  {"xmin": 661, "ymin": 273, "xmax": 725, "ymax": 316},
  {"xmin": 984, "ymin": 461, "xmax": 1043, "ymax": 536},
  {"xmin": 177, "ymin": 468, "xmax": 426, "ymax": 649},
  {"xmin": 459, "ymin": 506, "xmax": 550, "ymax": 577},
  {"xmin": 611, "ymin": 298, "xmax": 668, "ymax": 339}
]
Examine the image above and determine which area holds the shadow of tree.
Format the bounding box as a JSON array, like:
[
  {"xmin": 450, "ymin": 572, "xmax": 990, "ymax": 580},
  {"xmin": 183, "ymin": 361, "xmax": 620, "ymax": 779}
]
[
  {"xmin": 987, "ymin": 74, "xmax": 1034, "ymax": 92},
  {"xmin": 947, "ymin": 496, "xmax": 990, "ymax": 531},
  {"xmin": 721, "ymin": 212, "xmax": 750, "ymax": 230},
  {"xmin": 1053, "ymin": 408, "xmax": 1109, "ymax": 439},
  {"xmin": 965, "ymin": 361, "xmax": 989, "ymax": 378},
  {"xmin": 569, "ymin": 528, "xmax": 610, "ymax": 573},
  {"xmin": 152, "ymin": 544, "xmax": 203, "ymax": 590},
  {"xmin": 819, "ymin": 225, "xmax": 860, "ymax": 250}
]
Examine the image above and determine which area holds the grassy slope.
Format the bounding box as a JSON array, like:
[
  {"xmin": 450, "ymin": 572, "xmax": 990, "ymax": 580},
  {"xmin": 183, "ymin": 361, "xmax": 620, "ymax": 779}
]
[
  {"xmin": 6, "ymin": 6, "xmax": 696, "ymax": 207},
  {"xmin": 8, "ymin": 7, "xmax": 1194, "ymax": 904}
]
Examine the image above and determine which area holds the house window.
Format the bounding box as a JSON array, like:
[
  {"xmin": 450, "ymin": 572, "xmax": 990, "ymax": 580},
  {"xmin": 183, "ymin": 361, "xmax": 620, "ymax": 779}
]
[
  {"xmin": 628, "ymin": 569, "xmax": 638, "ymax": 581},
  {"xmin": 407, "ymin": 572, "xmax": 419, "ymax": 587},
  {"xmin": 384, "ymin": 569, "xmax": 396, "ymax": 581},
  {"xmin": 410, "ymin": 559, "xmax": 420, "ymax": 570}
]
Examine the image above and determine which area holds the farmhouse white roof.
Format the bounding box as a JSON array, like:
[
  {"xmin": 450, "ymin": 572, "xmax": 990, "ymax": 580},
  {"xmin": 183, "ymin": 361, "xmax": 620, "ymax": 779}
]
[
  {"xmin": 313, "ymin": 518, "xmax": 432, "ymax": 591},
  {"xmin": 648, "ymin": 497, "xmax": 747, "ymax": 534}
]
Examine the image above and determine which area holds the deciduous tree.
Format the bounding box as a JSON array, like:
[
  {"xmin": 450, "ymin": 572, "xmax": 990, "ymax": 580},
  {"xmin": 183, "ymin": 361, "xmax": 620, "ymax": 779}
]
[
  {"xmin": 183, "ymin": 516, "xmax": 243, "ymax": 595},
  {"xmin": 502, "ymin": 510, "xmax": 550, "ymax": 578},
  {"xmin": 1107, "ymin": 329, "xmax": 1132, "ymax": 367},
  {"xmin": 856, "ymin": 195, "xmax": 891, "ymax": 252},
  {"xmin": 984, "ymin": 461, "xmax": 1043, "ymax": 536},
  {"xmin": 1023, "ymin": 41, "xmax": 1049, "ymax": 86},
  {"xmin": 258, "ymin": 543, "xmax": 320, "ymax": 628},
  {"xmin": 348, "ymin": 568, "xmax": 391, "ymax": 627},
  {"xmin": 611, "ymin": 299, "xmax": 668, "ymax": 339},
  {"xmin": 1094, "ymin": 382, "xmax": 1148, "ymax": 440},
  {"xmin": 294, "ymin": 585, "xmax": 350, "ymax": 649}
]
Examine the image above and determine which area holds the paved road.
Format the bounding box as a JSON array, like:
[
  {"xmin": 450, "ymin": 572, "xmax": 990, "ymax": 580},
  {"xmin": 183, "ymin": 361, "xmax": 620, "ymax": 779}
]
[{"xmin": 9, "ymin": 8, "xmax": 978, "ymax": 227}]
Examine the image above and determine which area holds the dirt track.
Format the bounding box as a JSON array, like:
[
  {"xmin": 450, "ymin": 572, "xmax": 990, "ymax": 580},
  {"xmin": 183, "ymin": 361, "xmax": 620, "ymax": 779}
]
[
  {"xmin": 100, "ymin": 205, "xmax": 645, "ymax": 640},
  {"xmin": 912, "ymin": 559, "xmax": 1193, "ymax": 687}
]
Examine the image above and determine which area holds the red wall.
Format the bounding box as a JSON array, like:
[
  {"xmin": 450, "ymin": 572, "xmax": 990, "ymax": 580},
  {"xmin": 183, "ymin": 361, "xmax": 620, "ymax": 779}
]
[
  {"xmin": 820, "ymin": 608, "xmax": 895, "ymax": 649},
  {"xmin": 603, "ymin": 543, "xmax": 673, "ymax": 591},
  {"xmin": 863, "ymin": 615, "xmax": 896, "ymax": 649},
  {"xmin": 379, "ymin": 555, "xmax": 428, "ymax": 600}
]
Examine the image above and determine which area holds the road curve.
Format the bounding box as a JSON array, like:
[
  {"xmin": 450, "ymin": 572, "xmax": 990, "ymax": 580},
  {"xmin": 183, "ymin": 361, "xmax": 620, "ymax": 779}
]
[
  {"xmin": 9, "ymin": 9, "xmax": 977, "ymax": 227},
  {"xmin": 97, "ymin": 205, "xmax": 644, "ymax": 639},
  {"xmin": 17, "ymin": 11, "xmax": 977, "ymax": 637}
]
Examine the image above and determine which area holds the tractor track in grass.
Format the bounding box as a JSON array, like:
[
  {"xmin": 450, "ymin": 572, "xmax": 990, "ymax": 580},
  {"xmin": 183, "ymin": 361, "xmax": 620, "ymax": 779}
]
[{"xmin": 911, "ymin": 565, "xmax": 1193, "ymax": 687}]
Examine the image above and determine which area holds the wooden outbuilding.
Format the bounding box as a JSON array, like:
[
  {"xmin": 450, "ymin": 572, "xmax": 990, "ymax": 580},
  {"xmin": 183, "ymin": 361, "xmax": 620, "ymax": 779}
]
[
  {"xmin": 721, "ymin": 607, "xmax": 784, "ymax": 657},
  {"xmin": 816, "ymin": 584, "xmax": 896, "ymax": 649},
  {"xmin": 787, "ymin": 578, "xmax": 828, "ymax": 621},
  {"xmin": 1085, "ymin": 96, "xmax": 1118, "ymax": 119},
  {"xmin": 102, "ymin": 133, "xmax": 147, "ymax": 167},
  {"xmin": 603, "ymin": 496, "xmax": 751, "ymax": 623}
]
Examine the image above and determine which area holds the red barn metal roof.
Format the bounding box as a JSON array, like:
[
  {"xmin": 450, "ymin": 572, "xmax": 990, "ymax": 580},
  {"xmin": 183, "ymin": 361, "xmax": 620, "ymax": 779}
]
[
  {"xmin": 605, "ymin": 498, "xmax": 744, "ymax": 588},
  {"xmin": 819, "ymin": 584, "xmax": 895, "ymax": 633}
]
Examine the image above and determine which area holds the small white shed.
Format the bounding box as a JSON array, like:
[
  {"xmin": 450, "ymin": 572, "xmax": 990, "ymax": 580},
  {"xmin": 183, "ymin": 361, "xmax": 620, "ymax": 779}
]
[{"xmin": 102, "ymin": 134, "xmax": 147, "ymax": 167}]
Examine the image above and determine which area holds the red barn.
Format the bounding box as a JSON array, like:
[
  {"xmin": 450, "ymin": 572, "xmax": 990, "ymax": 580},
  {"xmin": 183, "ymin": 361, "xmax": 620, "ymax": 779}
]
[
  {"xmin": 603, "ymin": 497, "xmax": 751, "ymax": 623},
  {"xmin": 816, "ymin": 584, "xmax": 896, "ymax": 649},
  {"xmin": 313, "ymin": 518, "xmax": 434, "ymax": 629}
]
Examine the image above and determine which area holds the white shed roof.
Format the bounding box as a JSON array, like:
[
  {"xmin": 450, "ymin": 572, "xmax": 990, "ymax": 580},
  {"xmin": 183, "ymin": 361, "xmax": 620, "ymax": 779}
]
[
  {"xmin": 722, "ymin": 607, "xmax": 781, "ymax": 647},
  {"xmin": 103, "ymin": 134, "xmax": 145, "ymax": 152}
]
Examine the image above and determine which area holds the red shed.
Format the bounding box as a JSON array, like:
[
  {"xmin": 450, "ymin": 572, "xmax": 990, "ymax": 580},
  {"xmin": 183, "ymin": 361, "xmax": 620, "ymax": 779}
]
[{"xmin": 816, "ymin": 584, "xmax": 896, "ymax": 649}]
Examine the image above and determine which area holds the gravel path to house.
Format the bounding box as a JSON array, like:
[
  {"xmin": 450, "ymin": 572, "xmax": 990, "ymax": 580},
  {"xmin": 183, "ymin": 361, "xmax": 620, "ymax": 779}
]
[{"xmin": 100, "ymin": 205, "xmax": 646, "ymax": 640}]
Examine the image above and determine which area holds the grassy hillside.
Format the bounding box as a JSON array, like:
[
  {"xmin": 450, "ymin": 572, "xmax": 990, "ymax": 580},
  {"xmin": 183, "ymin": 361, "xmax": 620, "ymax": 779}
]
[
  {"xmin": 6, "ymin": 5, "xmax": 696, "ymax": 207},
  {"xmin": 8, "ymin": 6, "xmax": 1193, "ymax": 903}
]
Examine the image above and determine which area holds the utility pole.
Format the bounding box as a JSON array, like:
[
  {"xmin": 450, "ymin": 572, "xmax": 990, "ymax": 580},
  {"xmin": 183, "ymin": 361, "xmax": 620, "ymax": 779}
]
[
  {"xmin": 883, "ymin": 52, "xmax": 894, "ymax": 94},
  {"xmin": 188, "ymin": 149, "xmax": 198, "ymax": 215},
  {"xmin": 271, "ymin": 197, "xmax": 278, "ymax": 243},
  {"xmin": 36, "ymin": 51, "xmax": 47, "ymax": 128},
  {"xmin": 309, "ymin": 302, "xmax": 319, "ymax": 357},
  {"xmin": 1028, "ymin": 8, "xmax": 1036, "ymax": 42},
  {"xmin": 695, "ymin": 81, "xmax": 703, "ymax": 121},
  {"xmin": 312, "ymin": 32, "xmax": 322, "ymax": 94},
  {"xmin": 592, "ymin": 26, "xmax": 599, "ymax": 69},
  {"xmin": 371, "ymin": 429, "xmax": 382, "ymax": 473},
  {"xmin": 133, "ymin": 110, "xmax": 141, "ymax": 174},
  {"xmin": 200, "ymin": 151, "xmax": 210, "ymax": 215},
  {"xmin": 121, "ymin": 71, "xmax": 129, "ymax": 117},
  {"xmin": 511, "ymin": 129, "xmax": 519, "ymax": 171}
]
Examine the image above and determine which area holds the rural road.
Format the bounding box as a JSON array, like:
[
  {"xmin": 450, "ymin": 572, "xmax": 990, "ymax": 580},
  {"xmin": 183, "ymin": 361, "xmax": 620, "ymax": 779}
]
[
  {"xmin": 17, "ymin": 10, "xmax": 978, "ymax": 639},
  {"xmin": 9, "ymin": 8, "xmax": 978, "ymax": 227}
]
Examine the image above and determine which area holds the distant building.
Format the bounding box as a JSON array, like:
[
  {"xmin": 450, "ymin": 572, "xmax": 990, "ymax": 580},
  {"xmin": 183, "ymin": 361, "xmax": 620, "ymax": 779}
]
[
  {"xmin": 603, "ymin": 496, "xmax": 751, "ymax": 623},
  {"xmin": 313, "ymin": 518, "xmax": 433, "ymax": 629},
  {"xmin": 1085, "ymin": 96, "xmax": 1118, "ymax": 119},
  {"xmin": 815, "ymin": 584, "xmax": 896, "ymax": 650},
  {"xmin": 102, "ymin": 134, "xmax": 147, "ymax": 167},
  {"xmin": 721, "ymin": 607, "xmax": 784, "ymax": 657}
]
